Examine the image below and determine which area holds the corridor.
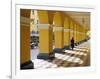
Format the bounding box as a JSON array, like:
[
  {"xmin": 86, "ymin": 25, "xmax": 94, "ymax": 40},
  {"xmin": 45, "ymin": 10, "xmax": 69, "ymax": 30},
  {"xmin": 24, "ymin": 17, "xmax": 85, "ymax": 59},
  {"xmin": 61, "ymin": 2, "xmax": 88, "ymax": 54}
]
[{"xmin": 20, "ymin": 9, "xmax": 90, "ymax": 69}]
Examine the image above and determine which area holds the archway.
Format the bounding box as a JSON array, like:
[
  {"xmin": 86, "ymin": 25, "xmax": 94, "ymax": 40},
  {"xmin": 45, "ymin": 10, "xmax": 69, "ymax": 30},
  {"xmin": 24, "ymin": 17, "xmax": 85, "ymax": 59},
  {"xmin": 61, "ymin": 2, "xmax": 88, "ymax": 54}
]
[{"xmin": 53, "ymin": 12, "xmax": 64, "ymax": 53}]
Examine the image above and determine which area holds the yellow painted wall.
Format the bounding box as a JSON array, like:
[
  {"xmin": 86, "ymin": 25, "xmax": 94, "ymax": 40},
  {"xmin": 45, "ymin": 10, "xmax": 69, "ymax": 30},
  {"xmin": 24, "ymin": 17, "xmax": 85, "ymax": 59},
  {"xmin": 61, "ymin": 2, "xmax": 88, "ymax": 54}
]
[
  {"xmin": 21, "ymin": 9, "xmax": 30, "ymax": 18},
  {"xmin": 53, "ymin": 12, "xmax": 64, "ymax": 48},
  {"xmin": 53, "ymin": 12, "xmax": 63, "ymax": 26},
  {"xmin": 48, "ymin": 11, "xmax": 55, "ymax": 24},
  {"xmin": 54, "ymin": 31, "xmax": 63, "ymax": 48},
  {"xmin": 64, "ymin": 32, "xmax": 70, "ymax": 45},
  {"xmin": 37, "ymin": 10, "xmax": 49, "ymax": 24},
  {"xmin": 20, "ymin": 25, "xmax": 30, "ymax": 64},
  {"xmin": 76, "ymin": 25, "xmax": 80, "ymax": 42},
  {"xmin": 37, "ymin": 10, "xmax": 53, "ymax": 54},
  {"xmin": 20, "ymin": 9, "xmax": 31, "ymax": 64},
  {"xmin": 49, "ymin": 26, "xmax": 53, "ymax": 52},
  {"xmin": 64, "ymin": 17, "xmax": 70, "ymax": 46},
  {"xmin": 70, "ymin": 20, "xmax": 74, "ymax": 40},
  {"xmin": 79, "ymin": 26, "xmax": 82, "ymax": 41},
  {"xmin": 39, "ymin": 29, "xmax": 52, "ymax": 53},
  {"xmin": 85, "ymin": 28, "xmax": 88, "ymax": 39},
  {"xmin": 74, "ymin": 24, "xmax": 77, "ymax": 43},
  {"xmin": 82, "ymin": 27, "xmax": 84, "ymax": 41}
]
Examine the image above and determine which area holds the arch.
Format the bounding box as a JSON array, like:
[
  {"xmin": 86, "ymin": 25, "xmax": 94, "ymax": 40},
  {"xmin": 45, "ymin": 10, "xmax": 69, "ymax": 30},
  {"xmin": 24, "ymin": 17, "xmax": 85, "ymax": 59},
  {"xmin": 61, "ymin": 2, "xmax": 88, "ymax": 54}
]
[
  {"xmin": 53, "ymin": 12, "xmax": 64, "ymax": 52},
  {"xmin": 37, "ymin": 10, "xmax": 55, "ymax": 60},
  {"xmin": 48, "ymin": 11, "xmax": 55, "ymax": 24},
  {"xmin": 53, "ymin": 12, "xmax": 63, "ymax": 26},
  {"xmin": 64, "ymin": 17, "xmax": 69, "ymax": 28},
  {"xmin": 37, "ymin": 10, "xmax": 49, "ymax": 24},
  {"xmin": 37, "ymin": 10, "xmax": 55, "ymax": 24}
]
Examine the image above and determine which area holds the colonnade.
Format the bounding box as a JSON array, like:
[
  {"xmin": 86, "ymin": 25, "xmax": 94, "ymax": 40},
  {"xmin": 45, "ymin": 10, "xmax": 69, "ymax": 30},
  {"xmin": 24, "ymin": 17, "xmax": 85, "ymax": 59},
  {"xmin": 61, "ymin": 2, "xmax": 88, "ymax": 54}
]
[{"xmin": 20, "ymin": 9, "xmax": 89, "ymax": 69}]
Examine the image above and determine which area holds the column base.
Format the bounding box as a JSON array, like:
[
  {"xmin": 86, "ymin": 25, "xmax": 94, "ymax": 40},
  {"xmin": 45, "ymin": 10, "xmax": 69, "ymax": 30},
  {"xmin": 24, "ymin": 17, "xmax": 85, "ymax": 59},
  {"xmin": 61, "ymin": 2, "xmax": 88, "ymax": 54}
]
[
  {"xmin": 53, "ymin": 48, "xmax": 63, "ymax": 53},
  {"xmin": 79, "ymin": 41, "xmax": 82, "ymax": 44},
  {"xmin": 76, "ymin": 42, "xmax": 79, "ymax": 46},
  {"xmin": 64, "ymin": 45, "xmax": 70, "ymax": 50},
  {"xmin": 37, "ymin": 52, "xmax": 55, "ymax": 60},
  {"xmin": 21, "ymin": 60, "xmax": 34, "ymax": 70},
  {"xmin": 84, "ymin": 39, "xmax": 88, "ymax": 42},
  {"xmin": 75, "ymin": 43, "xmax": 78, "ymax": 46}
]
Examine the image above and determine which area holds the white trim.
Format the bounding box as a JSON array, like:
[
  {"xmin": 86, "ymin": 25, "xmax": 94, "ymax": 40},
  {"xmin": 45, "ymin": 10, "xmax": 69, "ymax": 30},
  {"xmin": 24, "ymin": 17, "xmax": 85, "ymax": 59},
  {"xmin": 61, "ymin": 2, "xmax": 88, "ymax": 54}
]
[
  {"xmin": 70, "ymin": 29, "xmax": 74, "ymax": 32},
  {"xmin": 20, "ymin": 16, "xmax": 30, "ymax": 24},
  {"xmin": 20, "ymin": 23, "xmax": 30, "ymax": 27},
  {"xmin": 53, "ymin": 27, "xmax": 63, "ymax": 31},
  {"xmin": 64, "ymin": 29, "xmax": 70, "ymax": 32},
  {"xmin": 20, "ymin": 16, "xmax": 31, "ymax": 27},
  {"xmin": 38, "ymin": 24, "xmax": 50, "ymax": 29}
]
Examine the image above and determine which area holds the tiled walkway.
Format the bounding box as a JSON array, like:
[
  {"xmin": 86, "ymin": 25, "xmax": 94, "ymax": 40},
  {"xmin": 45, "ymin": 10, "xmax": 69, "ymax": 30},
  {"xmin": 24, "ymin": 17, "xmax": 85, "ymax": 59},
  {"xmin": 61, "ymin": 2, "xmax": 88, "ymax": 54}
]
[{"xmin": 31, "ymin": 40, "xmax": 90, "ymax": 69}]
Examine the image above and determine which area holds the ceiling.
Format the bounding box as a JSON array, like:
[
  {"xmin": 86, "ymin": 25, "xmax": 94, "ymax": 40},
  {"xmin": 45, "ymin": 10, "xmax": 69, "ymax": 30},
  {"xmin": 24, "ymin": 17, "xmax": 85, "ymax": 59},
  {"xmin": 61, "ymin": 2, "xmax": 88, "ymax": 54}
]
[{"xmin": 65, "ymin": 11, "xmax": 90, "ymax": 29}]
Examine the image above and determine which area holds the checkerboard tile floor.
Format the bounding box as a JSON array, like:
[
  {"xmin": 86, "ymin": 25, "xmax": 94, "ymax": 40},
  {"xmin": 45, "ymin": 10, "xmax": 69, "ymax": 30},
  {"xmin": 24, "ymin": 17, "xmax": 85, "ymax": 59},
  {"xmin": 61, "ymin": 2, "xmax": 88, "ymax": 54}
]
[{"xmin": 32, "ymin": 46, "xmax": 90, "ymax": 69}]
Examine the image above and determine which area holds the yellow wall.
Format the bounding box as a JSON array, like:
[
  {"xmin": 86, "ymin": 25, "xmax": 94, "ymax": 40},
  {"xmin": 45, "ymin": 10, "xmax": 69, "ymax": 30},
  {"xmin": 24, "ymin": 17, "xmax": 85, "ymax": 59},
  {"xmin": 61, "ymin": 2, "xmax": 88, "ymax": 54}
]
[
  {"xmin": 20, "ymin": 24, "xmax": 30, "ymax": 64},
  {"xmin": 53, "ymin": 12, "xmax": 64, "ymax": 48},
  {"xmin": 70, "ymin": 20, "xmax": 74, "ymax": 40},
  {"xmin": 76, "ymin": 25, "xmax": 80, "ymax": 42},
  {"xmin": 37, "ymin": 10, "xmax": 49, "ymax": 23},
  {"xmin": 54, "ymin": 31, "xmax": 63, "ymax": 48},
  {"xmin": 79, "ymin": 26, "xmax": 82, "ymax": 41},
  {"xmin": 64, "ymin": 17, "xmax": 70, "ymax": 46},
  {"xmin": 74, "ymin": 24, "xmax": 77, "ymax": 43},
  {"xmin": 20, "ymin": 9, "xmax": 31, "ymax": 64},
  {"xmin": 49, "ymin": 25, "xmax": 53, "ymax": 52},
  {"xmin": 39, "ymin": 29, "xmax": 49, "ymax": 53},
  {"xmin": 37, "ymin": 10, "xmax": 53, "ymax": 54},
  {"xmin": 53, "ymin": 12, "xmax": 63, "ymax": 26}
]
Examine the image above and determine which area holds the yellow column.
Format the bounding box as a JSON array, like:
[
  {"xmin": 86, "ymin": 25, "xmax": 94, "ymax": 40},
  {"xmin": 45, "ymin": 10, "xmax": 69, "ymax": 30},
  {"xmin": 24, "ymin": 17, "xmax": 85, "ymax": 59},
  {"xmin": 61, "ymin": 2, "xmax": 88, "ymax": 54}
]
[
  {"xmin": 53, "ymin": 26, "xmax": 63, "ymax": 52},
  {"xmin": 63, "ymin": 17, "xmax": 70, "ymax": 49},
  {"xmin": 69, "ymin": 20, "xmax": 74, "ymax": 47},
  {"xmin": 37, "ymin": 11, "xmax": 54, "ymax": 60},
  {"xmin": 77, "ymin": 25, "xmax": 80, "ymax": 44},
  {"xmin": 53, "ymin": 12, "xmax": 64, "ymax": 53},
  {"xmin": 20, "ymin": 9, "xmax": 33, "ymax": 69},
  {"xmin": 74, "ymin": 23, "xmax": 77, "ymax": 45},
  {"xmin": 79, "ymin": 26, "xmax": 82, "ymax": 43},
  {"xmin": 84, "ymin": 28, "xmax": 87, "ymax": 41},
  {"xmin": 70, "ymin": 21, "xmax": 74, "ymax": 40},
  {"xmin": 83, "ymin": 27, "xmax": 85, "ymax": 41},
  {"xmin": 79, "ymin": 26, "xmax": 81, "ymax": 43},
  {"xmin": 84, "ymin": 28, "xmax": 88, "ymax": 41},
  {"xmin": 81, "ymin": 27, "xmax": 84, "ymax": 42},
  {"xmin": 75, "ymin": 24, "xmax": 78, "ymax": 45},
  {"xmin": 81, "ymin": 27, "xmax": 83, "ymax": 41}
]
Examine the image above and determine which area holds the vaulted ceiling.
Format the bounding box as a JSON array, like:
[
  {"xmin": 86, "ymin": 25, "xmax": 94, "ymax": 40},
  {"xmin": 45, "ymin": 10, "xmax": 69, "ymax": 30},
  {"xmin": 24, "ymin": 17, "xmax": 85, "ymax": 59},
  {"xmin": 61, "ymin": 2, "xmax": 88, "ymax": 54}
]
[{"xmin": 65, "ymin": 11, "xmax": 90, "ymax": 30}]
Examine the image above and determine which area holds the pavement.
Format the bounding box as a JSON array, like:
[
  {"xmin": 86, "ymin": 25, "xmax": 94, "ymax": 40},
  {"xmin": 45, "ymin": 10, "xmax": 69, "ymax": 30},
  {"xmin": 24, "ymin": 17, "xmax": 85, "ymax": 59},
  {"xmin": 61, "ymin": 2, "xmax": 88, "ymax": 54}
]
[{"xmin": 31, "ymin": 40, "xmax": 90, "ymax": 69}]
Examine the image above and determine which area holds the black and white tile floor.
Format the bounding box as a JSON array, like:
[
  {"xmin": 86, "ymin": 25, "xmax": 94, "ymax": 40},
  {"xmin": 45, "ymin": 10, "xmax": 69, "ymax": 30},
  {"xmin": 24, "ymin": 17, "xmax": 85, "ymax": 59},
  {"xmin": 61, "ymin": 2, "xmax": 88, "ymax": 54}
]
[{"xmin": 31, "ymin": 40, "xmax": 90, "ymax": 69}]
